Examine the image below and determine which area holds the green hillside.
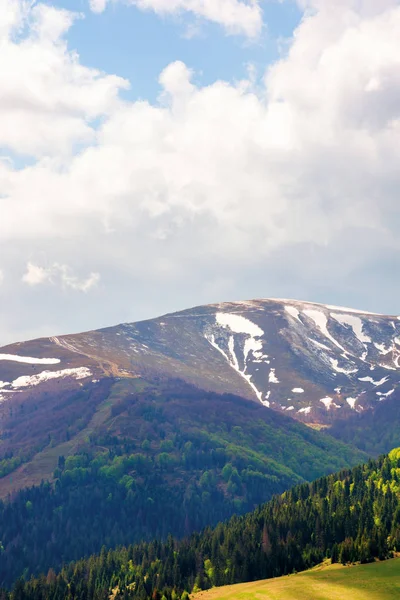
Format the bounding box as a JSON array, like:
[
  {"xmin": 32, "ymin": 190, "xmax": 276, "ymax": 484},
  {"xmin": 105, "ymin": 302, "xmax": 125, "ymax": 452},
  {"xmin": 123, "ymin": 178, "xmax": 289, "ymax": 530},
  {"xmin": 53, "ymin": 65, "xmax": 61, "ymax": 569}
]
[
  {"xmin": 0, "ymin": 377, "xmax": 365, "ymax": 587},
  {"xmin": 192, "ymin": 559, "xmax": 400, "ymax": 600},
  {"xmin": 5, "ymin": 447, "xmax": 400, "ymax": 600}
]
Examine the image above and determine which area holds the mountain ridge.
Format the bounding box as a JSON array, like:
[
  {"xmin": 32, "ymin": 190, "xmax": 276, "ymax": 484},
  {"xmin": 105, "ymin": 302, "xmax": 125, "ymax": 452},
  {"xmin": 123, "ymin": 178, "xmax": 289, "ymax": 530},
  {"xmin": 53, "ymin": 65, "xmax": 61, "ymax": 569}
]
[{"xmin": 1, "ymin": 297, "xmax": 399, "ymax": 426}]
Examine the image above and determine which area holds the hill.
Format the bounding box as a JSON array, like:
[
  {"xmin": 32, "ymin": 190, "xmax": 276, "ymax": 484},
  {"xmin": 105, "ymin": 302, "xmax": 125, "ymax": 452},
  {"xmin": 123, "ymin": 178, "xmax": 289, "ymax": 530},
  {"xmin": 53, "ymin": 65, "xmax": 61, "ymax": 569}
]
[
  {"xmin": 192, "ymin": 559, "xmax": 400, "ymax": 600},
  {"xmin": 0, "ymin": 378, "xmax": 365, "ymax": 587},
  {"xmin": 5, "ymin": 447, "xmax": 400, "ymax": 599}
]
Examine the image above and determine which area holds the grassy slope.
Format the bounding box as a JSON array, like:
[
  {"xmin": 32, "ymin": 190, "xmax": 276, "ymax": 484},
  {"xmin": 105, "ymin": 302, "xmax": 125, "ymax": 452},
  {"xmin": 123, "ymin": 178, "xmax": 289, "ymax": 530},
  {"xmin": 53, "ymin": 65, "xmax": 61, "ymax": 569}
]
[{"xmin": 193, "ymin": 559, "xmax": 400, "ymax": 600}]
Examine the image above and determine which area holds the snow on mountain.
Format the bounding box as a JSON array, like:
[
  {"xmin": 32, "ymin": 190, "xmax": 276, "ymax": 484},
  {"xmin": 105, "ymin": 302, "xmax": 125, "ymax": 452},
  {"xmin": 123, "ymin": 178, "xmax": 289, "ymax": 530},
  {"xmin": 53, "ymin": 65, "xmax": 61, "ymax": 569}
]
[
  {"xmin": 0, "ymin": 354, "xmax": 61, "ymax": 365},
  {"xmin": 0, "ymin": 298, "xmax": 399, "ymax": 425},
  {"xmin": 11, "ymin": 367, "xmax": 92, "ymax": 389}
]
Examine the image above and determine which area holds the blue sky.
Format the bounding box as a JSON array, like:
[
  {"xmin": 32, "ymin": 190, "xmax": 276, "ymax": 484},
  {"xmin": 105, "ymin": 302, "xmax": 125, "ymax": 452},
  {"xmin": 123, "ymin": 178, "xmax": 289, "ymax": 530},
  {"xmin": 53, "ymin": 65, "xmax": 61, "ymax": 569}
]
[
  {"xmin": 52, "ymin": 0, "xmax": 301, "ymax": 103},
  {"xmin": 1, "ymin": 0, "xmax": 400, "ymax": 343}
]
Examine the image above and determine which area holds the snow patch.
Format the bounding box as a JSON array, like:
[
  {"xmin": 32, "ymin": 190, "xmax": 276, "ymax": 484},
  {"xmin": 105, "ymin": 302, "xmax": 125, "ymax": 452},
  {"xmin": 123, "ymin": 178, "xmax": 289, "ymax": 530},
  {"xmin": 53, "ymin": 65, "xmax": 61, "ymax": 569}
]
[
  {"xmin": 216, "ymin": 312, "xmax": 263, "ymax": 337},
  {"xmin": 331, "ymin": 313, "xmax": 371, "ymax": 344},
  {"xmin": 12, "ymin": 367, "xmax": 92, "ymax": 388},
  {"xmin": 303, "ymin": 309, "xmax": 346, "ymax": 352},
  {"xmin": 320, "ymin": 397, "xmax": 333, "ymax": 410},
  {"xmin": 374, "ymin": 342, "xmax": 392, "ymax": 355},
  {"xmin": 286, "ymin": 406, "xmax": 295, "ymax": 411},
  {"xmin": 206, "ymin": 334, "xmax": 231, "ymax": 363},
  {"xmin": 261, "ymin": 390, "xmax": 271, "ymax": 407},
  {"xmin": 309, "ymin": 339, "xmax": 331, "ymax": 352},
  {"xmin": 285, "ymin": 306, "xmax": 302, "ymax": 323},
  {"xmin": 243, "ymin": 336, "xmax": 263, "ymax": 362},
  {"xmin": 269, "ymin": 369, "xmax": 280, "ymax": 384},
  {"xmin": 292, "ymin": 388, "xmax": 304, "ymax": 393},
  {"xmin": 325, "ymin": 304, "xmax": 383, "ymax": 316},
  {"xmin": 358, "ymin": 375, "xmax": 389, "ymax": 386},
  {"xmin": 330, "ymin": 359, "xmax": 358, "ymax": 375},
  {"xmin": 205, "ymin": 332, "xmax": 264, "ymax": 402},
  {"xmin": 298, "ymin": 406, "xmax": 311, "ymax": 414},
  {"xmin": 228, "ymin": 336, "xmax": 240, "ymax": 371},
  {"xmin": 0, "ymin": 354, "xmax": 60, "ymax": 365},
  {"xmin": 346, "ymin": 397, "xmax": 357, "ymax": 409},
  {"xmin": 376, "ymin": 389, "xmax": 395, "ymax": 398}
]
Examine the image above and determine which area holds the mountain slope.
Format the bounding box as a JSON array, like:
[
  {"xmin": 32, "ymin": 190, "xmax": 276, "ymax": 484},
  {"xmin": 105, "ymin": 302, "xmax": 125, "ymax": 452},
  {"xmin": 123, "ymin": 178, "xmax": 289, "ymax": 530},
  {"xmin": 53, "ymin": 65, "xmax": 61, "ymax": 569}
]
[
  {"xmin": 329, "ymin": 388, "xmax": 400, "ymax": 455},
  {"xmin": 7, "ymin": 447, "xmax": 400, "ymax": 600},
  {"xmin": 1, "ymin": 299, "xmax": 400, "ymax": 430},
  {"xmin": 0, "ymin": 378, "xmax": 366, "ymax": 587}
]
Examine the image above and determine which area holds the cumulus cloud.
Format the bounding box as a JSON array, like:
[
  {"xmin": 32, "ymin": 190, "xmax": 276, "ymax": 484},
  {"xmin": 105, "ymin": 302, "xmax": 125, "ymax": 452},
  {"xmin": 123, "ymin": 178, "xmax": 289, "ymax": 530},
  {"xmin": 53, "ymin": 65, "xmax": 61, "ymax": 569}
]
[
  {"xmin": 89, "ymin": 0, "xmax": 263, "ymax": 38},
  {"xmin": 1, "ymin": 0, "xmax": 400, "ymax": 343},
  {"xmin": 22, "ymin": 263, "xmax": 100, "ymax": 292},
  {"xmin": 0, "ymin": 2, "xmax": 128, "ymax": 157}
]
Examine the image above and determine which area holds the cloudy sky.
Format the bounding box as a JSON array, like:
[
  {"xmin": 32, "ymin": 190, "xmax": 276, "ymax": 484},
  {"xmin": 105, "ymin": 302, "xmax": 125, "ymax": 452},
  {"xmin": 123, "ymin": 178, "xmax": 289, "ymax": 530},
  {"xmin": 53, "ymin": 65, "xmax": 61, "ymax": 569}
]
[{"xmin": 1, "ymin": 0, "xmax": 400, "ymax": 344}]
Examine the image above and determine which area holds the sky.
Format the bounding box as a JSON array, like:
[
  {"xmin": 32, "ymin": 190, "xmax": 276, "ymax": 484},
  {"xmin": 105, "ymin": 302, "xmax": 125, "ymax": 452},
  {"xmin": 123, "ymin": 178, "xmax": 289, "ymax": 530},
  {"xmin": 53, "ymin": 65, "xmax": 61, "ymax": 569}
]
[{"xmin": 1, "ymin": 0, "xmax": 400, "ymax": 344}]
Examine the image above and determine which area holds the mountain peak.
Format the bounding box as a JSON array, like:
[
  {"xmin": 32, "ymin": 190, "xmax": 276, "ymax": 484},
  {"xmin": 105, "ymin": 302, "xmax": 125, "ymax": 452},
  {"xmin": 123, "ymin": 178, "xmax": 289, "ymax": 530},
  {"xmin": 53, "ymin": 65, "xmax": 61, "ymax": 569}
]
[{"xmin": 0, "ymin": 297, "xmax": 399, "ymax": 427}]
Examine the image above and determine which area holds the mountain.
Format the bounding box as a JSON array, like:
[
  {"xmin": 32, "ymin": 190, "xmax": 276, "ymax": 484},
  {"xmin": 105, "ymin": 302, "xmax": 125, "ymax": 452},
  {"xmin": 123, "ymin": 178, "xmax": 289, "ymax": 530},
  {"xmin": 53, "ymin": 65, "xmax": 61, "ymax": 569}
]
[
  {"xmin": 6, "ymin": 447, "xmax": 400, "ymax": 600},
  {"xmin": 0, "ymin": 297, "xmax": 398, "ymax": 585},
  {"xmin": 1, "ymin": 298, "xmax": 399, "ymax": 429}
]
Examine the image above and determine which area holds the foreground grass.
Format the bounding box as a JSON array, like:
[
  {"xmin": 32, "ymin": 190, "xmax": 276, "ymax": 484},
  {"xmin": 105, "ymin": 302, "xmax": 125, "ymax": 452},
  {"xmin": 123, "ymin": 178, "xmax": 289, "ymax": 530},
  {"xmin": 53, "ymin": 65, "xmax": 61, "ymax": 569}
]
[{"xmin": 192, "ymin": 558, "xmax": 400, "ymax": 600}]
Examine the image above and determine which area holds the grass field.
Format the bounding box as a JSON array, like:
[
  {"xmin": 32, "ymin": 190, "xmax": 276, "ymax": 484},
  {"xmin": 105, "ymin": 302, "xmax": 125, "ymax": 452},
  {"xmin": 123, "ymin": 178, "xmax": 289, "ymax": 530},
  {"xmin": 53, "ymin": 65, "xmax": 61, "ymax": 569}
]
[{"xmin": 192, "ymin": 558, "xmax": 400, "ymax": 600}]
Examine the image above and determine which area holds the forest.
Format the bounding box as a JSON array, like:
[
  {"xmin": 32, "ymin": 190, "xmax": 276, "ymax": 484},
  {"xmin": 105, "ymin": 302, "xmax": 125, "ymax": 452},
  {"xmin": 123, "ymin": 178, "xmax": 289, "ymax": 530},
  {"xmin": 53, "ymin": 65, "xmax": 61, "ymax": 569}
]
[{"xmin": 3, "ymin": 447, "xmax": 400, "ymax": 600}]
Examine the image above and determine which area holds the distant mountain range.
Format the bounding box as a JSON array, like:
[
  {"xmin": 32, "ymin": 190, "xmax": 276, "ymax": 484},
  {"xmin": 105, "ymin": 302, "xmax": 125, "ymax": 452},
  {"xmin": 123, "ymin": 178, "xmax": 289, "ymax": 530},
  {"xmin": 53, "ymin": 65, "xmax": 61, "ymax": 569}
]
[{"xmin": 1, "ymin": 298, "xmax": 399, "ymax": 424}]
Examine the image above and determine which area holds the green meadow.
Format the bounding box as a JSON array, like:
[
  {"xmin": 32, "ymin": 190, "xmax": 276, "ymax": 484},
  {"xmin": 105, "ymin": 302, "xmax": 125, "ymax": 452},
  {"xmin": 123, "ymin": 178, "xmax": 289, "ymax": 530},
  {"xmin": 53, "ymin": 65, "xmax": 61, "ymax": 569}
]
[{"xmin": 193, "ymin": 559, "xmax": 400, "ymax": 600}]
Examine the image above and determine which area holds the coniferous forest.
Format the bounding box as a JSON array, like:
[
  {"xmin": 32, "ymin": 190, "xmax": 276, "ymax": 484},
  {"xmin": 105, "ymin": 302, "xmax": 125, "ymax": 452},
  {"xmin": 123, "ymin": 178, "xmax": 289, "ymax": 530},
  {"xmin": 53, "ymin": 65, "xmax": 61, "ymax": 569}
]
[{"xmin": 3, "ymin": 448, "xmax": 400, "ymax": 600}]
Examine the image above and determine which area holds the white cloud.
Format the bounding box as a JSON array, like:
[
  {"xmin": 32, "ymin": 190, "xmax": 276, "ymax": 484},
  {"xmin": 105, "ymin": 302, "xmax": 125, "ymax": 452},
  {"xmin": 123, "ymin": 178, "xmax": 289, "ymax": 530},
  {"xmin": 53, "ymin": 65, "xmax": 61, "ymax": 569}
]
[
  {"xmin": 57, "ymin": 267, "xmax": 100, "ymax": 293},
  {"xmin": 22, "ymin": 262, "xmax": 50, "ymax": 286},
  {"xmin": 1, "ymin": 0, "xmax": 400, "ymax": 343},
  {"xmin": 89, "ymin": 0, "xmax": 263, "ymax": 38},
  {"xmin": 22, "ymin": 263, "xmax": 100, "ymax": 293},
  {"xmin": 0, "ymin": 2, "xmax": 128, "ymax": 157}
]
